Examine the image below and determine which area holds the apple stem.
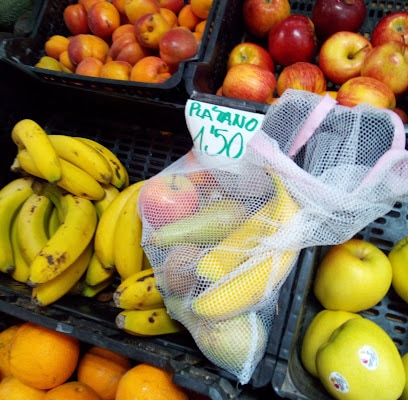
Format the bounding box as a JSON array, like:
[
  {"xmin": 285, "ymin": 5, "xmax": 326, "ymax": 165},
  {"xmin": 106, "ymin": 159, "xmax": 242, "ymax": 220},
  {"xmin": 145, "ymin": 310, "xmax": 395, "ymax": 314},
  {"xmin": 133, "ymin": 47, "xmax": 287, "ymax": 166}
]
[{"xmin": 350, "ymin": 44, "xmax": 369, "ymax": 59}]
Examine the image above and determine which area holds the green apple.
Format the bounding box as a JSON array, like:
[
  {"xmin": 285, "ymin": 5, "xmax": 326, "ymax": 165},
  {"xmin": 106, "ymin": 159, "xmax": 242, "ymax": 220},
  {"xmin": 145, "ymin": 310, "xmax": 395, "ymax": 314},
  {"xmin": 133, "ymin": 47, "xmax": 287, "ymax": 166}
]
[
  {"xmin": 400, "ymin": 352, "xmax": 408, "ymax": 400},
  {"xmin": 388, "ymin": 236, "xmax": 408, "ymax": 304},
  {"xmin": 313, "ymin": 239, "xmax": 392, "ymax": 312},
  {"xmin": 301, "ymin": 309, "xmax": 362, "ymax": 377},
  {"xmin": 316, "ymin": 317, "xmax": 405, "ymax": 400}
]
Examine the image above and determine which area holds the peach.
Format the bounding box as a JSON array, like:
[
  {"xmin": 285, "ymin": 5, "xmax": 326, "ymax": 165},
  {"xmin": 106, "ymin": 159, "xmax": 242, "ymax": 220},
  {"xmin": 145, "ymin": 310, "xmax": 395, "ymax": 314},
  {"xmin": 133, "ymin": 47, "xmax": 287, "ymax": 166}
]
[
  {"xmin": 159, "ymin": 0, "xmax": 184, "ymax": 14},
  {"xmin": 130, "ymin": 55, "xmax": 171, "ymax": 83},
  {"xmin": 63, "ymin": 4, "xmax": 90, "ymax": 35},
  {"xmin": 108, "ymin": 33, "xmax": 150, "ymax": 65},
  {"xmin": 88, "ymin": 1, "xmax": 121, "ymax": 39},
  {"xmin": 68, "ymin": 34, "xmax": 110, "ymax": 66},
  {"xmin": 134, "ymin": 12, "xmax": 171, "ymax": 49},
  {"xmin": 160, "ymin": 7, "xmax": 178, "ymax": 28},
  {"xmin": 111, "ymin": 23, "xmax": 134, "ymax": 41},
  {"xmin": 75, "ymin": 57, "xmax": 104, "ymax": 77},
  {"xmin": 100, "ymin": 60, "xmax": 132, "ymax": 80},
  {"xmin": 159, "ymin": 27, "xmax": 198, "ymax": 66},
  {"xmin": 124, "ymin": 0, "xmax": 161, "ymax": 24}
]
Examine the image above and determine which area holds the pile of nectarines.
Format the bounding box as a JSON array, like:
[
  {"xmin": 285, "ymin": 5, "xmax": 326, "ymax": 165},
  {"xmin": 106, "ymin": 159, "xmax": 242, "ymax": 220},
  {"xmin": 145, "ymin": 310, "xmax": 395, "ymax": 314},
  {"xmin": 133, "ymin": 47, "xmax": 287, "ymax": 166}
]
[{"xmin": 36, "ymin": 0, "xmax": 209, "ymax": 83}]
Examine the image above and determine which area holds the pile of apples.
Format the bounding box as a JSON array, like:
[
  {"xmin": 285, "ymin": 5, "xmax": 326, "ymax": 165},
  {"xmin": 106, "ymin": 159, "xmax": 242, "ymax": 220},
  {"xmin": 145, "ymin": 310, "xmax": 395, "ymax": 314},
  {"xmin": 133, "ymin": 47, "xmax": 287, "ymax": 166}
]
[
  {"xmin": 220, "ymin": 0, "xmax": 408, "ymax": 121},
  {"xmin": 300, "ymin": 237, "xmax": 408, "ymax": 399},
  {"xmin": 36, "ymin": 0, "xmax": 208, "ymax": 83}
]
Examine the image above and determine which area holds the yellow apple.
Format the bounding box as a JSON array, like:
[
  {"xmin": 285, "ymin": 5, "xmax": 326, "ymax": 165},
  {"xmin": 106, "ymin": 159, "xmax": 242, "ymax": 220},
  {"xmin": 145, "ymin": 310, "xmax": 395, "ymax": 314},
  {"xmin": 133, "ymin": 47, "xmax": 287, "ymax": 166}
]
[
  {"xmin": 316, "ymin": 317, "xmax": 405, "ymax": 400},
  {"xmin": 388, "ymin": 236, "xmax": 408, "ymax": 304},
  {"xmin": 313, "ymin": 239, "xmax": 392, "ymax": 312},
  {"xmin": 400, "ymin": 352, "xmax": 408, "ymax": 400},
  {"xmin": 301, "ymin": 309, "xmax": 362, "ymax": 377}
]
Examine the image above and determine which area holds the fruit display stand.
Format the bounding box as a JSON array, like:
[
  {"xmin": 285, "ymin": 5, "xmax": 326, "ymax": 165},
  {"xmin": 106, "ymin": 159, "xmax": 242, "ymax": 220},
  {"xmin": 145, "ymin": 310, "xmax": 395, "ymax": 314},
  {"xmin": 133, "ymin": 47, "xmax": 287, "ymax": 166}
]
[{"xmin": 0, "ymin": 60, "xmax": 294, "ymax": 399}]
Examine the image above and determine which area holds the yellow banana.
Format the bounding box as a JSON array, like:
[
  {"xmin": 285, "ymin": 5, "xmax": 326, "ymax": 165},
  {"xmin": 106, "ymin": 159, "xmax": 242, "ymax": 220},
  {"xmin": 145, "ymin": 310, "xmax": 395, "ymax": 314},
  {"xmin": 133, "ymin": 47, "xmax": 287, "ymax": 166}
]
[
  {"xmin": 192, "ymin": 172, "xmax": 300, "ymax": 320},
  {"xmin": 81, "ymin": 279, "xmax": 113, "ymax": 298},
  {"xmin": 10, "ymin": 214, "xmax": 30, "ymax": 283},
  {"xmin": 12, "ymin": 149, "xmax": 105, "ymax": 201},
  {"xmin": 11, "ymin": 119, "xmax": 62, "ymax": 183},
  {"xmin": 94, "ymin": 180, "xmax": 146, "ymax": 269},
  {"xmin": 47, "ymin": 205, "xmax": 61, "ymax": 237},
  {"xmin": 115, "ymin": 307, "xmax": 184, "ymax": 336},
  {"xmin": 31, "ymin": 242, "xmax": 93, "ymax": 306},
  {"xmin": 48, "ymin": 135, "xmax": 113, "ymax": 184},
  {"xmin": 93, "ymin": 184, "xmax": 120, "ymax": 218},
  {"xmin": 113, "ymin": 268, "xmax": 164, "ymax": 310},
  {"xmin": 113, "ymin": 182, "xmax": 145, "ymax": 280},
  {"xmin": 16, "ymin": 192, "xmax": 53, "ymax": 264},
  {"xmin": 75, "ymin": 137, "xmax": 129, "ymax": 189},
  {"xmin": 0, "ymin": 177, "xmax": 34, "ymax": 273},
  {"xmin": 28, "ymin": 190, "xmax": 98, "ymax": 285},
  {"xmin": 85, "ymin": 251, "xmax": 116, "ymax": 287}
]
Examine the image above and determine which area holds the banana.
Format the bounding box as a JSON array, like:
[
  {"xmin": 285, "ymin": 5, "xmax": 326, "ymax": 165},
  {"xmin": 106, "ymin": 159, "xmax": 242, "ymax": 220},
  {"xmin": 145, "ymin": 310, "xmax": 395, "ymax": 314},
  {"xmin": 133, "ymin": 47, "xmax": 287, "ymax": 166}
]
[
  {"xmin": 93, "ymin": 184, "xmax": 120, "ymax": 218},
  {"xmin": 28, "ymin": 188, "xmax": 98, "ymax": 285},
  {"xmin": 192, "ymin": 172, "xmax": 300, "ymax": 320},
  {"xmin": 113, "ymin": 182, "xmax": 145, "ymax": 279},
  {"xmin": 11, "ymin": 119, "xmax": 62, "ymax": 183},
  {"xmin": 10, "ymin": 214, "xmax": 30, "ymax": 283},
  {"xmin": 31, "ymin": 242, "xmax": 93, "ymax": 306},
  {"xmin": 48, "ymin": 135, "xmax": 113, "ymax": 184},
  {"xmin": 85, "ymin": 251, "xmax": 116, "ymax": 287},
  {"xmin": 0, "ymin": 177, "xmax": 34, "ymax": 273},
  {"xmin": 12, "ymin": 148, "xmax": 105, "ymax": 201},
  {"xmin": 75, "ymin": 137, "xmax": 129, "ymax": 190},
  {"xmin": 113, "ymin": 268, "xmax": 164, "ymax": 310},
  {"xmin": 115, "ymin": 307, "xmax": 184, "ymax": 336},
  {"xmin": 81, "ymin": 279, "xmax": 113, "ymax": 298},
  {"xmin": 94, "ymin": 180, "xmax": 146, "ymax": 269},
  {"xmin": 16, "ymin": 192, "xmax": 53, "ymax": 264},
  {"xmin": 47, "ymin": 205, "xmax": 61, "ymax": 237}
]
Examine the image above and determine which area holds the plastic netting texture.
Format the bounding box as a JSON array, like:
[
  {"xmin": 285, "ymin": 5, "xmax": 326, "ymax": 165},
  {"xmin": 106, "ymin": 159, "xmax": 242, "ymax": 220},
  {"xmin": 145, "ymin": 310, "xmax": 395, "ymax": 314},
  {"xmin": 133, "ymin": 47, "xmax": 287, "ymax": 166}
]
[{"xmin": 138, "ymin": 89, "xmax": 408, "ymax": 384}]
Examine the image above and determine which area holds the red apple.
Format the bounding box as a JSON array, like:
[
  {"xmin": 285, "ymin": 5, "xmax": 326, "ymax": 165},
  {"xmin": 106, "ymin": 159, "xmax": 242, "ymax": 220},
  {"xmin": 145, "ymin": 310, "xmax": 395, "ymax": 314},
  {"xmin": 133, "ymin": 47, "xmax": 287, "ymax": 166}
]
[
  {"xmin": 227, "ymin": 42, "xmax": 274, "ymax": 72},
  {"xmin": 159, "ymin": 27, "xmax": 199, "ymax": 67},
  {"xmin": 371, "ymin": 11, "xmax": 408, "ymax": 47},
  {"xmin": 87, "ymin": 1, "xmax": 121, "ymax": 39},
  {"xmin": 159, "ymin": 0, "xmax": 184, "ymax": 14},
  {"xmin": 63, "ymin": 3, "xmax": 90, "ymax": 35},
  {"xmin": 68, "ymin": 34, "xmax": 110, "ymax": 66},
  {"xmin": 318, "ymin": 31, "xmax": 372, "ymax": 85},
  {"xmin": 312, "ymin": 0, "xmax": 366, "ymax": 39},
  {"xmin": 336, "ymin": 76, "xmax": 396, "ymax": 109},
  {"xmin": 276, "ymin": 62, "xmax": 326, "ymax": 97},
  {"xmin": 134, "ymin": 12, "xmax": 170, "ymax": 49},
  {"xmin": 221, "ymin": 63, "xmax": 277, "ymax": 103},
  {"xmin": 268, "ymin": 14, "xmax": 318, "ymax": 67},
  {"xmin": 138, "ymin": 174, "xmax": 200, "ymax": 227},
  {"xmin": 242, "ymin": 0, "xmax": 290, "ymax": 38},
  {"xmin": 361, "ymin": 41, "xmax": 408, "ymax": 96}
]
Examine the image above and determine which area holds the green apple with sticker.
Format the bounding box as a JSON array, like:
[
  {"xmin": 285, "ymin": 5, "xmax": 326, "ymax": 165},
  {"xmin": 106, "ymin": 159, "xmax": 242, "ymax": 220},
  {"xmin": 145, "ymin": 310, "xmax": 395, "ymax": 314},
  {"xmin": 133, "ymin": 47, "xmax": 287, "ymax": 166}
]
[{"xmin": 316, "ymin": 317, "xmax": 405, "ymax": 400}]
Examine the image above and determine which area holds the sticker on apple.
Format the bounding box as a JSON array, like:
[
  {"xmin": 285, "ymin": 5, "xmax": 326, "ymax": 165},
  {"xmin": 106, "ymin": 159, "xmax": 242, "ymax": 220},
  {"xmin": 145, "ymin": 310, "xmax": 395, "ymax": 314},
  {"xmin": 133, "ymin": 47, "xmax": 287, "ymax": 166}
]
[
  {"xmin": 329, "ymin": 371, "xmax": 349, "ymax": 393},
  {"xmin": 358, "ymin": 345, "xmax": 379, "ymax": 370},
  {"xmin": 185, "ymin": 99, "xmax": 265, "ymax": 159}
]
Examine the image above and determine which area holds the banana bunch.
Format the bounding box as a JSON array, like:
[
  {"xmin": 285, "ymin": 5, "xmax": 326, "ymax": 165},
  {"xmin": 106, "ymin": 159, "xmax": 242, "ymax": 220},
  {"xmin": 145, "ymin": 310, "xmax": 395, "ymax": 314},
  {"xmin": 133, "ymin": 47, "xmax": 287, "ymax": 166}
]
[
  {"xmin": 10, "ymin": 119, "xmax": 129, "ymax": 200},
  {"xmin": 113, "ymin": 268, "xmax": 184, "ymax": 336}
]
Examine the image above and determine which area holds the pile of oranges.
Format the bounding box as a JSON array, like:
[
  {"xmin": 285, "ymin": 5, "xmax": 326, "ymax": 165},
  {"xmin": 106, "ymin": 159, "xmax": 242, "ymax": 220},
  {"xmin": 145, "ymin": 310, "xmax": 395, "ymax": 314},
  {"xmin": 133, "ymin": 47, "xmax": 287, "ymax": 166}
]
[
  {"xmin": 36, "ymin": 0, "xmax": 211, "ymax": 83},
  {"xmin": 0, "ymin": 321, "xmax": 200, "ymax": 400}
]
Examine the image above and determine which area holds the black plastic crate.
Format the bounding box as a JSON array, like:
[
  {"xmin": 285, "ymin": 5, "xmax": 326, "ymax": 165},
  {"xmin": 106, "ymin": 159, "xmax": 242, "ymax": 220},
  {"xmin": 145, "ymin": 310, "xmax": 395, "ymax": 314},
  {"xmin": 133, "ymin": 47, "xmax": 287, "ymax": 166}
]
[
  {"xmin": 0, "ymin": 107, "xmax": 298, "ymax": 399},
  {"xmin": 271, "ymin": 198, "xmax": 408, "ymax": 398},
  {"xmin": 185, "ymin": 0, "xmax": 407, "ymax": 113},
  {"xmin": 0, "ymin": 0, "xmax": 220, "ymax": 107}
]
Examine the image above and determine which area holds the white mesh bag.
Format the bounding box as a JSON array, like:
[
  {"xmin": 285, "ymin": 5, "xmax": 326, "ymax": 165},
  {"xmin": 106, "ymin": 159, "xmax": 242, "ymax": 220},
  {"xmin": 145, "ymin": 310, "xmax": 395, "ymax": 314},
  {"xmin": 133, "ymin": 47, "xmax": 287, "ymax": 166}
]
[{"xmin": 138, "ymin": 89, "xmax": 408, "ymax": 385}]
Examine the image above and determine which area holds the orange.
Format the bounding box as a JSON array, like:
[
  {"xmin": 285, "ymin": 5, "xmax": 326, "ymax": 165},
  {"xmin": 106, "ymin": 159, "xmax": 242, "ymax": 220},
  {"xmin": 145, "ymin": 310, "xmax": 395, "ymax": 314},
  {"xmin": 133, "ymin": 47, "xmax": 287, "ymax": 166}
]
[
  {"xmin": 115, "ymin": 363, "xmax": 189, "ymax": 400},
  {"xmin": 77, "ymin": 346, "xmax": 132, "ymax": 400},
  {"xmin": 9, "ymin": 322, "xmax": 80, "ymax": 390},
  {"xmin": 45, "ymin": 35, "xmax": 70, "ymax": 60},
  {"xmin": 43, "ymin": 381, "xmax": 102, "ymax": 400},
  {"xmin": 177, "ymin": 4, "xmax": 202, "ymax": 31},
  {"xmin": 190, "ymin": 0, "xmax": 213, "ymax": 19},
  {"xmin": 0, "ymin": 324, "xmax": 21, "ymax": 378},
  {"xmin": 0, "ymin": 375, "xmax": 46, "ymax": 400}
]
